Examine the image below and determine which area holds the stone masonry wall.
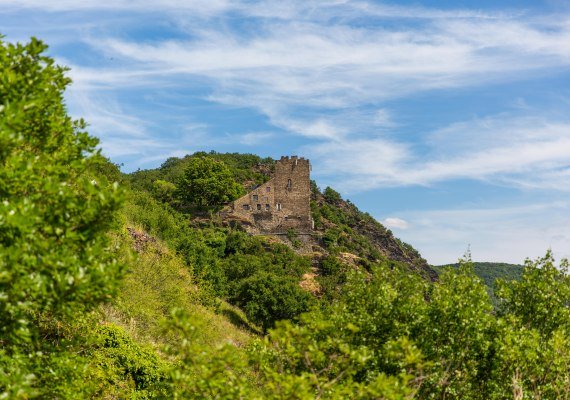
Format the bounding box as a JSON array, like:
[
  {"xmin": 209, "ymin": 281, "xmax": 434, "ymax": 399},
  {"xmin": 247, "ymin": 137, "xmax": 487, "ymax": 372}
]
[{"xmin": 273, "ymin": 156, "xmax": 312, "ymax": 232}]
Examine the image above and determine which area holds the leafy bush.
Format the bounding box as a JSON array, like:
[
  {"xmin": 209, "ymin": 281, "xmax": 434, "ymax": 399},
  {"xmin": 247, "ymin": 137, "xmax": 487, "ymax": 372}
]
[
  {"xmin": 94, "ymin": 325, "xmax": 167, "ymax": 397},
  {"xmin": 152, "ymin": 179, "xmax": 177, "ymax": 204},
  {"xmin": 434, "ymin": 261, "xmax": 525, "ymax": 305},
  {"xmin": 160, "ymin": 309, "xmax": 257, "ymax": 399},
  {"xmin": 232, "ymin": 272, "xmax": 314, "ymax": 332},
  {"xmin": 123, "ymin": 190, "xmax": 188, "ymax": 243}
]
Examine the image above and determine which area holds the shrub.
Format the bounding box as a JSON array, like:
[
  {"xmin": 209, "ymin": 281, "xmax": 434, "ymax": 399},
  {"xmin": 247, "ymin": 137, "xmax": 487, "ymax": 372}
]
[{"xmin": 231, "ymin": 272, "xmax": 314, "ymax": 332}]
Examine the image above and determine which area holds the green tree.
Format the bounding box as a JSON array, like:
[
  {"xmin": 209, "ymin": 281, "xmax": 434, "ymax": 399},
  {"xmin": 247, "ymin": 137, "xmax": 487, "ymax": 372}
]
[
  {"xmin": 177, "ymin": 156, "xmax": 243, "ymax": 210},
  {"xmin": 0, "ymin": 37, "xmax": 123, "ymax": 397},
  {"xmin": 497, "ymin": 250, "xmax": 570, "ymax": 336},
  {"xmin": 323, "ymin": 186, "xmax": 342, "ymax": 203},
  {"xmin": 232, "ymin": 272, "xmax": 313, "ymax": 332},
  {"xmin": 491, "ymin": 252, "xmax": 570, "ymax": 398},
  {"xmin": 417, "ymin": 261, "xmax": 495, "ymax": 398},
  {"xmin": 152, "ymin": 179, "xmax": 177, "ymax": 204}
]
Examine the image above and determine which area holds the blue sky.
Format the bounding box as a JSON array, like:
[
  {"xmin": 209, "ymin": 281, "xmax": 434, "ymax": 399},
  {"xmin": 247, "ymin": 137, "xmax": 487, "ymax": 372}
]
[{"xmin": 2, "ymin": 0, "xmax": 569, "ymax": 264}]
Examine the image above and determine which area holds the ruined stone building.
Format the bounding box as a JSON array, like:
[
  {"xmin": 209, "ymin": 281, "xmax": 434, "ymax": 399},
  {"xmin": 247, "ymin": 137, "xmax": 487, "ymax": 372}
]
[{"xmin": 223, "ymin": 156, "xmax": 313, "ymax": 233}]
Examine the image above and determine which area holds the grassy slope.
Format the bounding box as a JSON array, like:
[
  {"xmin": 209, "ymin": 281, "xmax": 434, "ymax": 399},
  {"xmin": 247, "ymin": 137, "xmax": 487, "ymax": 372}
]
[
  {"xmin": 87, "ymin": 219, "xmax": 257, "ymax": 398},
  {"xmin": 103, "ymin": 223, "xmax": 255, "ymax": 349},
  {"xmin": 83, "ymin": 164, "xmax": 259, "ymax": 397}
]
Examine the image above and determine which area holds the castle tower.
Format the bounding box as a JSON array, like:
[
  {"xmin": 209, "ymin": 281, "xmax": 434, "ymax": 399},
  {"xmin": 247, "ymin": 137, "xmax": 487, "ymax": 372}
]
[
  {"xmin": 272, "ymin": 156, "xmax": 312, "ymax": 231},
  {"xmin": 225, "ymin": 156, "xmax": 313, "ymax": 233}
]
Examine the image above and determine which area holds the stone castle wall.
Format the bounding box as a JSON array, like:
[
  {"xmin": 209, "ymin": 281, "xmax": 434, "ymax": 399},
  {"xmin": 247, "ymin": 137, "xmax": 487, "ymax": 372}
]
[{"xmin": 225, "ymin": 156, "xmax": 312, "ymax": 233}]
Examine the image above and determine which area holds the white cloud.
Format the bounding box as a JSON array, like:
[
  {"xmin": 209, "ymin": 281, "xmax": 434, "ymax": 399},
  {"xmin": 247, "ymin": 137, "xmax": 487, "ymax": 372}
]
[
  {"xmin": 373, "ymin": 109, "xmax": 395, "ymax": 127},
  {"xmin": 67, "ymin": 89, "xmax": 149, "ymax": 139},
  {"xmin": 0, "ymin": 0, "xmax": 515, "ymax": 20},
  {"xmin": 382, "ymin": 217, "xmax": 410, "ymax": 230},
  {"xmin": 49, "ymin": 2, "xmax": 570, "ymax": 193},
  {"xmin": 89, "ymin": 17, "xmax": 570, "ymax": 108},
  {"xmin": 20, "ymin": 1, "xmax": 562, "ymax": 118},
  {"xmin": 66, "ymin": 87, "xmax": 200, "ymax": 168},
  {"xmin": 306, "ymin": 137, "xmax": 412, "ymax": 185}
]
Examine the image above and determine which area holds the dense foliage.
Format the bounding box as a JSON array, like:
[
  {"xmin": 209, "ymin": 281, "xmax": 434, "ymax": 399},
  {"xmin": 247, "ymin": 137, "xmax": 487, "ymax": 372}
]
[
  {"xmin": 177, "ymin": 156, "xmax": 244, "ymax": 210},
  {"xmin": 0, "ymin": 36, "xmax": 125, "ymax": 397},
  {"xmin": 3, "ymin": 37, "xmax": 570, "ymax": 399},
  {"xmin": 128, "ymin": 151, "xmax": 273, "ymax": 195}
]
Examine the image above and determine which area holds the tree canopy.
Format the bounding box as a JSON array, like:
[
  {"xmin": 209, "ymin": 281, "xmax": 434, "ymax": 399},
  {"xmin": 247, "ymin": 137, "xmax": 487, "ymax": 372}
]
[{"xmin": 176, "ymin": 156, "xmax": 243, "ymax": 209}]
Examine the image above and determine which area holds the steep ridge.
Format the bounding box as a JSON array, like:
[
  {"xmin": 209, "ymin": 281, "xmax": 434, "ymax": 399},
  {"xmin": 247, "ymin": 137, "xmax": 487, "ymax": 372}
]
[{"xmin": 311, "ymin": 186, "xmax": 437, "ymax": 281}]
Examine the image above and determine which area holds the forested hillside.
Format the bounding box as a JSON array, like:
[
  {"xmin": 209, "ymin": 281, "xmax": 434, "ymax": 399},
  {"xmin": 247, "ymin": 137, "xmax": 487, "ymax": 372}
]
[{"xmin": 3, "ymin": 37, "xmax": 570, "ymax": 399}]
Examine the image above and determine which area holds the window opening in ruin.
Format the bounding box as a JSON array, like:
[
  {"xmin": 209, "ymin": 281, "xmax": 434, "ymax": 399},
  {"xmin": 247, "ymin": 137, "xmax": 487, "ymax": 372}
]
[
  {"xmin": 287, "ymin": 179, "xmax": 292, "ymax": 190},
  {"xmin": 242, "ymin": 205, "xmax": 249, "ymax": 210},
  {"xmin": 257, "ymin": 204, "xmax": 261, "ymax": 210},
  {"xmin": 253, "ymin": 194, "xmax": 258, "ymax": 201},
  {"xmin": 265, "ymin": 204, "xmax": 270, "ymax": 211},
  {"xmin": 276, "ymin": 203, "xmax": 282, "ymax": 211},
  {"xmin": 266, "ymin": 186, "xmax": 270, "ymax": 192}
]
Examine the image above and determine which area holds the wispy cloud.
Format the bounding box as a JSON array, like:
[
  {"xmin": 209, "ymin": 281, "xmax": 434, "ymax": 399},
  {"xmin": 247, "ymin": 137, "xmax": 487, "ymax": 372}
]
[
  {"xmin": 307, "ymin": 113, "xmax": 570, "ymax": 191},
  {"xmin": 0, "ymin": 0, "xmax": 517, "ymax": 20},
  {"xmin": 50, "ymin": 2, "xmax": 570, "ymax": 189},
  {"xmin": 5, "ymin": 0, "xmax": 570, "ymax": 188},
  {"xmin": 0, "ymin": 0, "xmax": 234, "ymax": 14},
  {"xmin": 382, "ymin": 217, "xmax": 410, "ymax": 230},
  {"xmin": 67, "ymin": 89, "xmax": 149, "ymax": 139},
  {"xmin": 85, "ymin": 16, "xmax": 570, "ymax": 107}
]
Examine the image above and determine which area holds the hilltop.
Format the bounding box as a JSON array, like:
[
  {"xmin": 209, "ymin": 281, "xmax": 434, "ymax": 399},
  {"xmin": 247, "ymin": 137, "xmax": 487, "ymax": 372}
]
[{"xmin": 127, "ymin": 151, "xmax": 437, "ymax": 282}]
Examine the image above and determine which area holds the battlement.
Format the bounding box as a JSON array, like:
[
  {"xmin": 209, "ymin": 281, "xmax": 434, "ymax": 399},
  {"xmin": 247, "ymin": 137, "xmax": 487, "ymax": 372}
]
[
  {"xmin": 279, "ymin": 155, "xmax": 309, "ymax": 162},
  {"xmin": 276, "ymin": 156, "xmax": 311, "ymax": 173}
]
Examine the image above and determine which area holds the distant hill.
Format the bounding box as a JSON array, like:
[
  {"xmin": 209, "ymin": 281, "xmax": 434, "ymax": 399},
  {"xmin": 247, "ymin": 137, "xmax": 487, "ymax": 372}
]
[{"xmin": 433, "ymin": 262, "xmax": 524, "ymax": 303}]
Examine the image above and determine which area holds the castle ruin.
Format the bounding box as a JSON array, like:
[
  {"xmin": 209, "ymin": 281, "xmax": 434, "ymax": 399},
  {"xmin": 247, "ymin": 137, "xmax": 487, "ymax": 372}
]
[{"xmin": 223, "ymin": 156, "xmax": 313, "ymax": 234}]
